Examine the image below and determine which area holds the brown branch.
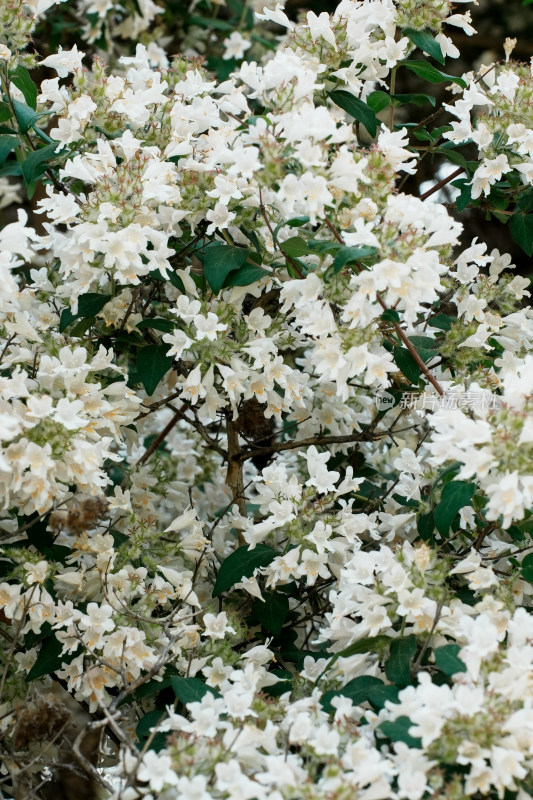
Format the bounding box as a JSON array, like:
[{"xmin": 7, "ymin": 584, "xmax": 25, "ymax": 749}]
[
  {"xmin": 419, "ymin": 166, "xmax": 464, "ymax": 201},
  {"xmin": 134, "ymin": 407, "xmax": 184, "ymax": 468},
  {"xmin": 238, "ymin": 424, "xmax": 383, "ymax": 462},
  {"xmin": 226, "ymin": 413, "xmax": 246, "ymax": 542}
]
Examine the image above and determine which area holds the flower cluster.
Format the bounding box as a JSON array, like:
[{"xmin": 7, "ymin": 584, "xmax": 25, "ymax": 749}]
[{"xmin": 2, "ymin": 0, "xmax": 533, "ymax": 798}]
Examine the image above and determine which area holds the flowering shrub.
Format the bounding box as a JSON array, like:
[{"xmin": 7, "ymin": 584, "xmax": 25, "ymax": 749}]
[{"xmin": 2, "ymin": 0, "xmax": 533, "ymax": 798}]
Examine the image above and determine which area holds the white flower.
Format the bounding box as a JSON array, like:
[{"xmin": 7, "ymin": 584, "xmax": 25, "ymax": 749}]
[
  {"xmin": 305, "ymin": 445, "xmax": 340, "ymax": 494},
  {"xmin": 203, "ymin": 611, "xmax": 237, "ymax": 640},
  {"xmin": 206, "ymin": 203, "xmax": 236, "ymax": 235},
  {"xmin": 137, "ymin": 751, "xmax": 179, "ymax": 792},
  {"xmin": 40, "ymin": 45, "xmax": 85, "ymax": 78},
  {"xmin": 194, "ymin": 313, "xmax": 228, "ymax": 341},
  {"xmin": 223, "ymin": 32, "xmax": 252, "ymax": 60},
  {"xmin": 306, "ymin": 11, "xmax": 336, "ymax": 49}
]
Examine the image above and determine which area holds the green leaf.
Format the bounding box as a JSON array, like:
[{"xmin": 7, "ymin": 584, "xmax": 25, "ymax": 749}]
[
  {"xmin": 321, "ymin": 675, "xmax": 383, "ymax": 713},
  {"xmin": 453, "ymin": 178, "xmax": 473, "ymax": 212},
  {"xmin": 324, "ymin": 635, "xmax": 390, "ymax": 674},
  {"xmin": 366, "ymin": 90, "xmax": 390, "ymax": 112},
  {"xmin": 10, "ymin": 65, "xmax": 38, "ymax": 109},
  {"xmin": 171, "ymin": 676, "xmax": 220, "ymax": 705},
  {"xmin": 12, "ymin": 99, "xmax": 39, "ymax": 134},
  {"xmin": 393, "ymin": 346, "xmax": 420, "ymax": 385},
  {"xmin": 417, "ymin": 511, "xmax": 435, "ymax": 542},
  {"xmin": 392, "ymin": 93, "xmax": 436, "ymax": 107},
  {"xmin": 434, "ymin": 481, "xmax": 475, "ymax": 535},
  {"xmin": 189, "ymin": 14, "xmax": 233, "ymax": 30},
  {"xmin": 0, "ymin": 134, "xmax": 16, "ymax": 166},
  {"xmin": 212, "ymin": 544, "xmax": 277, "ymax": 597},
  {"xmin": 26, "ymin": 636, "xmax": 76, "ymax": 682},
  {"xmin": 137, "ymin": 344, "xmax": 173, "ymax": 396},
  {"xmin": 384, "ymin": 635, "xmax": 417, "ymax": 687},
  {"xmin": 281, "ymin": 236, "xmax": 309, "ymax": 258},
  {"xmin": 59, "ymin": 293, "xmax": 112, "ymax": 332},
  {"xmin": 403, "ymin": 28, "xmax": 445, "ymax": 64},
  {"xmin": 223, "ymin": 264, "xmax": 271, "ymax": 288},
  {"xmin": 136, "ymin": 318, "xmax": 175, "ymax": 333},
  {"xmin": 379, "ymin": 716, "xmax": 422, "ymax": 748},
  {"xmin": 272, "ymin": 216, "xmax": 310, "ymax": 249},
  {"xmin": 521, "ymin": 553, "xmax": 533, "ymax": 583},
  {"xmin": 252, "ymin": 592, "xmax": 289, "ymax": 636},
  {"xmin": 510, "ymin": 212, "xmax": 533, "ymax": 256},
  {"xmin": 136, "ymin": 709, "xmax": 165, "ymax": 741},
  {"xmin": 518, "ymin": 189, "xmax": 533, "ymax": 213},
  {"xmin": 330, "ymin": 245, "xmax": 377, "ymax": 275},
  {"xmin": 408, "ymin": 335, "xmax": 439, "ymax": 362},
  {"xmin": 21, "ymin": 143, "xmax": 57, "ymax": 184},
  {"xmin": 428, "ymin": 314, "xmax": 455, "ymax": 331},
  {"xmin": 433, "ymin": 644, "xmax": 466, "ymax": 676},
  {"xmin": 381, "ymin": 308, "xmax": 400, "ymax": 323},
  {"xmin": 401, "ymin": 60, "xmax": 466, "ymax": 88},
  {"xmin": 0, "ymin": 103, "xmax": 12, "ymax": 123},
  {"xmin": 330, "ymin": 90, "xmax": 378, "ymax": 138},
  {"xmin": 202, "ymin": 243, "xmax": 249, "ymax": 293},
  {"xmin": 367, "ymin": 683, "xmax": 400, "ymax": 709}
]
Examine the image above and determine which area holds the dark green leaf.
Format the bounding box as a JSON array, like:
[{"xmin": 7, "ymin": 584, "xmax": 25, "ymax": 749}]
[
  {"xmin": 381, "ymin": 308, "xmax": 400, "ymax": 323},
  {"xmin": 324, "ymin": 635, "xmax": 390, "ymax": 674},
  {"xmin": 392, "ymin": 93, "xmax": 436, "ymax": 107},
  {"xmin": 510, "ymin": 212, "xmax": 533, "ymax": 256},
  {"xmin": 189, "ymin": 14, "xmax": 234, "ymax": 30},
  {"xmin": 22, "ymin": 143, "xmax": 57, "ymax": 184},
  {"xmin": 272, "ymin": 216, "xmax": 310, "ymax": 249},
  {"xmin": 202, "ymin": 243, "xmax": 249, "ymax": 293},
  {"xmin": 434, "ymin": 481, "xmax": 475, "ymax": 535},
  {"xmin": 403, "ymin": 28, "xmax": 445, "ymax": 64},
  {"xmin": 384, "ymin": 635, "xmax": 417, "ymax": 687},
  {"xmin": 171, "ymin": 676, "xmax": 220, "ymax": 705},
  {"xmin": 10, "ymin": 65, "xmax": 38, "ymax": 109},
  {"xmin": 330, "ymin": 90, "xmax": 378, "ymax": 137},
  {"xmin": 367, "ymin": 683, "xmax": 400, "ymax": 709},
  {"xmin": 408, "ymin": 335, "xmax": 439, "ymax": 362},
  {"xmin": 213, "ymin": 544, "xmax": 277, "ymax": 597},
  {"xmin": 0, "ymin": 103, "xmax": 11, "ymax": 123},
  {"xmin": 0, "ymin": 134, "xmax": 16, "ymax": 166},
  {"xmin": 12, "ymin": 99, "xmax": 39, "ymax": 134},
  {"xmin": 331, "ymin": 245, "xmax": 377, "ymax": 275},
  {"xmin": 136, "ymin": 709, "xmax": 165, "ymax": 741},
  {"xmin": 521, "ymin": 553, "xmax": 533, "ymax": 583},
  {"xmin": 433, "ymin": 644, "xmax": 466, "ymax": 676},
  {"xmin": 26, "ymin": 636, "xmax": 76, "ymax": 682},
  {"xmin": 518, "ymin": 189, "xmax": 533, "ymax": 213},
  {"xmin": 401, "ymin": 60, "xmax": 466, "ymax": 88},
  {"xmin": 59, "ymin": 293, "xmax": 112, "ymax": 332},
  {"xmin": 393, "ymin": 346, "xmax": 420, "ymax": 385},
  {"xmin": 281, "ymin": 237, "xmax": 309, "ymax": 258},
  {"xmin": 366, "ymin": 90, "xmax": 390, "ymax": 112},
  {"xmin": 379, "ymin": 716, "xmax": 422, "ymax": 748},
  {"xmin": 252, "ymin": 592, "xmax": 289, "ymax": 636},
  {"xmin": 137, "ymin": 344, "xmax": 173, "ymax": 396},
  {"xmin": 136, "ymin": 318, "xmax": 175, "ymax": 333},
  {"xmin": 417, "ymin": 512, "xmax": 435, "ymax": 542},
  {"xmin": 321, "ymin": 675, "xmax": 383, "ymax": 713},
  {"xmin": 453, "ymin": 178, "xmax": 473, "ymax": 212},
  {"xmin": 134, "ymin": 672, "xmax": 175, "ymax": 701},
  {"xmin": 223, "ymin": 264, "xmax": 271, "ymax": 288},
  {"xmin": 428, "ymin": 314, "xmax": 455, "ymax": 331}
]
